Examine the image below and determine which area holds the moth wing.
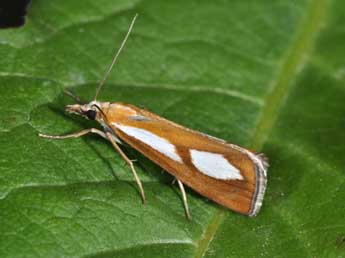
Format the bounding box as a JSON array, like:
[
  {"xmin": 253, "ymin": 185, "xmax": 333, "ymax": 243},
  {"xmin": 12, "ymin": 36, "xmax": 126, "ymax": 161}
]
[{"xmin": 107, "ymin": 104, "xmax": 268, "ymax": 216}]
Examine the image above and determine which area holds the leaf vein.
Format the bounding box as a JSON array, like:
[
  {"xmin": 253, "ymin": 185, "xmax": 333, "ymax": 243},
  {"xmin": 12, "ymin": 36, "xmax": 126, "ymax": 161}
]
[{"xmin": 193, "ymin": 0, "xmax": 331, "ymax": 257}]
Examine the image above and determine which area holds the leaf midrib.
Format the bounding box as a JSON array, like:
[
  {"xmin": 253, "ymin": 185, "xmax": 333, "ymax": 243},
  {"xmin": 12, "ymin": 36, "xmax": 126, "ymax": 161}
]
[{"xmin": 194, "ymin": 0, "xmax": 330, "ymax": 257}]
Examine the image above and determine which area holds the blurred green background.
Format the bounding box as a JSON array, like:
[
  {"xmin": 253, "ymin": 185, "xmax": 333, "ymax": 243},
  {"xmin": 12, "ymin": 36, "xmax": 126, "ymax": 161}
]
[{"xmin": 0, "ymin": 0, "xmax": 344, "ymax": 257}]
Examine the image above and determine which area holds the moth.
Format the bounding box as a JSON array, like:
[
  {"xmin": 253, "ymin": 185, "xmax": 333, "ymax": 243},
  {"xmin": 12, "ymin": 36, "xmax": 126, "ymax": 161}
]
[{"xmin": 39, "ymin": 14, "xmax": 268, "ymax": 220}]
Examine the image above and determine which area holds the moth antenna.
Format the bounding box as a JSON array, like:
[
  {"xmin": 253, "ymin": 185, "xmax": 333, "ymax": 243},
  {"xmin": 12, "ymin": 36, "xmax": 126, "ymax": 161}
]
[
  {"xmin": 91, "ymin": 103, "xmax": 107, "ymax": 123},
  {"xmin": 64, "ymin": 89, "xmax": 83, "ymax": 103},
  {"xmin": 94, "ymin": 13, "xmax": 138, "ymax": 101}
]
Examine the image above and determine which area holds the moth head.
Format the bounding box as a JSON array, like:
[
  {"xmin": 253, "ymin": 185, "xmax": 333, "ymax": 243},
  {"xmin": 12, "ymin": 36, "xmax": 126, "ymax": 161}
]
[{"xmin": 65, "ymin": 101, "xmax": 103, "ymax": 121}]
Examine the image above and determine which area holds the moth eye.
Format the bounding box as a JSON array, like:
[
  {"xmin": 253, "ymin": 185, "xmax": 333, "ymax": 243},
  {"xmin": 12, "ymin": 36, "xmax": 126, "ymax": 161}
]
[{"xmin": 85, "ymin": 110, "xmax": 96, "ymax": 120}]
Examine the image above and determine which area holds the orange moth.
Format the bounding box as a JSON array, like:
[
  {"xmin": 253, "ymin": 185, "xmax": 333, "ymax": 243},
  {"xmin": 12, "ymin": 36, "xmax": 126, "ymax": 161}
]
[{"xmin": 39, "ymin": 14, "xmax": 268, "ymax": 220}]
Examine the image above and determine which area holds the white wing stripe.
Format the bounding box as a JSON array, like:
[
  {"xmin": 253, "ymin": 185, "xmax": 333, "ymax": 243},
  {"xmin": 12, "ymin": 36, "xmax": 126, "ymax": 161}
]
[
  {"xmin": 190, "ymin": 150, "xmax": 243, "ymax": 180},
  {"xmin": 114, "ymin": 124, "xmax": 183, "ymax": 163}
]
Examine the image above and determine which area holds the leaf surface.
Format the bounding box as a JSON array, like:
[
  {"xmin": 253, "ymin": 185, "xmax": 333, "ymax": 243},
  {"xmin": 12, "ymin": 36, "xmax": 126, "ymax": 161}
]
[{"xmin": 0, "ymin": 0, "xmax": 344, "ymax": 257}]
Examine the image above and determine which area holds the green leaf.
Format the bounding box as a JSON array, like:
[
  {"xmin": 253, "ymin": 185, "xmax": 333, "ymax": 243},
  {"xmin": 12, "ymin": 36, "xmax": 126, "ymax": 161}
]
[{"xmin": 0, "ymin": 0, "xmax": 344, "ymax": 257}]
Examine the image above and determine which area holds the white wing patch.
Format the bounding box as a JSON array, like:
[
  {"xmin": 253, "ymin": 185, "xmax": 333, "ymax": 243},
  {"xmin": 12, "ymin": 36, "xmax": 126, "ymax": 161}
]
[
  {"xmin": 190, "ymin": 150, "xmax": 243, "ymax": 180},
  {"xmin": 114, "ymin": 124, "xmax": 183, "ymax": 163}
]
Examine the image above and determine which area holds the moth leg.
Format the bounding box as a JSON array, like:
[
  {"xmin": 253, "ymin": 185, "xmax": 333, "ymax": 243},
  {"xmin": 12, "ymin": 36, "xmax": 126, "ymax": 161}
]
[
  {"xmin": 176, "ymin": 178, "xmax": 191, "ymax": 221},
  {"xmin": 39, "ymin": 128, "xmax": 107, "ymax": 139},
  {"xmin": 105, "ymin": 132, "xmax": 146, "ymax": 204}
]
